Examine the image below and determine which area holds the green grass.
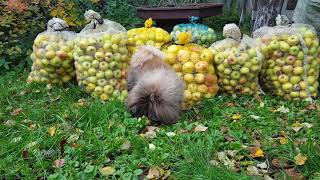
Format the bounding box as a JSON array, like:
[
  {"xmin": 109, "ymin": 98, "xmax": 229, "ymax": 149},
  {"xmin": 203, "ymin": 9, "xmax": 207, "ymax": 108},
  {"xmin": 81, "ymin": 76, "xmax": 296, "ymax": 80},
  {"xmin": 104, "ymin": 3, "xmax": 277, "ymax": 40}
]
[{"xmin": 1, "ymin": 70, "xmax": 320, "ymax": 179}]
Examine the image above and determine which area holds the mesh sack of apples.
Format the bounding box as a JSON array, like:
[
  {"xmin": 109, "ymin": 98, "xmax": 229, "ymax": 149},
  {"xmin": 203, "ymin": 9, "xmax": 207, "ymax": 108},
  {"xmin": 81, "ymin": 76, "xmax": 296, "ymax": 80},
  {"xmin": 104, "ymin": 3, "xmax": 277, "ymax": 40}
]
[
  {"xmin": 209, "ymin": 35, "xmax": 264, "ymax": 95},
  {"xmin": 73, "ymin": 10, "xmax": 129, "ymax": 101},
  {"xmin": 127, "ymin": 18, "xmax": 171, "ymax": 54},
  {"xmin": 254, "ymin": 24, "xmax": 319, "ymax": 100},
  {"xmin": 162, "ymin": 32, "xmax": 219, "ymax": 109},
  {"xmin": 27, "ymin": 18, "xmax": 76, "ymax": 85},
  {"xmin": 171, "ymin": 17, "xmax": 217, "ymax": 48}
]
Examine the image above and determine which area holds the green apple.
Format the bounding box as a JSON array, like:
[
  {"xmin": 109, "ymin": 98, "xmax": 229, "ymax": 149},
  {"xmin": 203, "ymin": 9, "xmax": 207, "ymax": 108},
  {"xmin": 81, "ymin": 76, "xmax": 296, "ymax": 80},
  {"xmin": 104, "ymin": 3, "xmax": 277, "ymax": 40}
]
[
  {"xmin": 307, "ymin": 76, "xmax": 316, "ymax": 84},
  {"xmin": 214, "ymin": 53, "xmax": 225, "ymax": 64},
  {"xmin": 270, "ymin": 40, "xmax": 280, "ymax": 50},
  {"xmin": 293, "ymin": 66, "xmax": 304, "ymax": 75},
  {"xmin": 113, "ymin": 53, "xmax": 122, "ymax": 62},
  {"xmin": 50, "ymin": 57, "xmax": 62, "ymax": 67},
  {"xmin": 94, "ymin": 86, "xmax": 104, "ymax": 95},
  {"xmin": 92, "ymin": 60, "xmax": 100, "ymax": 68},
  {"xmin": 103, "ymin": 42, "xmax": 112, "ymax": 51},
  {"xmin": 287, "ymin": 35, "xmax": 299, "ymax": 46},
  {"xmin": 282, "ymin": 82, "xmax": 293, "ymax": 91},
  {"xmin": 96, "ymin": 71, "xmax": 105, "ymax": 79},
  {"xmin": 282, "ymin": 65, "xmax": 293, "ymax": 74},
  {"xmin": 87, "ymin": 46, "xmax": 96, "ymax": 54},
  {"xmin": 251, "ymin": 57, "xmax": 260, "ymax": 65},
  {"xmin": 231, "ymin": 71, "xmax": 240, "ymax": 80},
  {"xmin": 105, "ymin": 52, "xmax": 113, "ymax": 61},
  {"xmin": 105, "ymin": 70, "xmax": 114, "ymax": 79},
  {"xmin": 45, "ymin": 51, "xmax": 56, "ymax": 59},
  {"xmin": 275, "ymin": 58, "xmax": 285, "ymax": 66},
  {"xmin": 103, "ymin": 85, "xmax": 114, "ymax": 94},
  {"xmin": 109, "ymin": 78, "xmax": 118, "ymax": 86},
  {"xmin": 224, "ymin": 68, "xmax": 232, "ymax": 75},
  {"xmin": 82, "ymin": 62, "xmax": 91, "ymax": 70},
  {"xmin": 297, "ymin": 51, "xmax": 304, "ymax": 60},
  {"xmin": 290, "ymin": 76, "xmax": 301, "ymax": 84},
  {"xmin": 99, "ymin": 62, "xmax": 109, "ymax": 71},
  {"xmin": 248, "ymin": 48, "xmax": 257, "ymax": 58},
  {"xmin": 229, "ymin": 79, "xmax": 237, "ymax": 87},
  {"xmin": 112, "ymin": 44, "xmax": 119, "ymax": 52},
  {"xmin": 88, "ymin": 76, "xmax": 98, "ymax": 84},
  {"xmin": 285, "ymin": 55, "xmax": 296, "ymax": 65},
  {"xmin": 95, "ymin": 52, "xmax": 105, "ymax": 60},
  {"xmin": 289, "ymin": 46, "xmax": 300, "ymax": 55},
  {"xmin": 279, "ymin": 41, "xmax": 290, "ymax": 52},
  {"xmin": 278, "ymin": 74, "xmax": 289, "ymax": 83},
  {"xmin": 88, "ymin": 68, "xmax": 97, "ymax": 76},
  {"xmin": 290, "ymin": 91, "xmax": 300, "ymax": 98},
  {"xmin": 240, "ymin": 67, "xmax": 250, "ymax": 74},
  {"xmin": 113, "ymin": 70, "xmax": 122, "ymax": 79},
  {"xmin": 109, "ymin": 61, "xmax": 119, "ymax": 70},
  {"xmin": 251, "ymin": 65, "xmax": 260, "ymax": 72},
  {"xmin": 97, "ymin": 79, "xmax": 107, "ymax": 87},
  {"xmin": 227, "ymin": 56, "xmax": 237, "ymax": 65}
]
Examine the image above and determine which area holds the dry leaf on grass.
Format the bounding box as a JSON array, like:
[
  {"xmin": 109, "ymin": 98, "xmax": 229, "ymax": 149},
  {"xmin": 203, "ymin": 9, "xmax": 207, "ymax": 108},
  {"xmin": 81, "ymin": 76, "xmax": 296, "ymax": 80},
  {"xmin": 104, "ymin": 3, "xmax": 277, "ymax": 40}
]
[
  {"xmin": 276, "ymin": 105, "xmax": 290, "ymax": 113},
  {"xmin": 120, "ymin": 140, "xmax": 131, "ymax": 150},
  {"xmin": 146, "ymin": 166, "xmax": 170, "ymax": 179},
  {"xmin": 10, "ymin": 108, "xmax": 23, "ymax": 116},
  {"xmin": 250, "ymin": 115, "xmax": 261, "ymax": 120},
  {"xmin": 48, "ymin": 127, "xmax": 56, "ymax": 136},
  {"xmin": 249, "ymin": 147, "xmax": 264, "ymax": 158},
  {"xmin": 271, "ymin": 158, "xmax": 289, "ymax": 168},
  {"xmin": 29, "ymin": 124, "xmax": 37, "ymax": 130},
  {"xmin": 53, "ymin": 159, "xmax": 65, "ymax": 168},
  {"xmin": 149, "ymin": 144, "xmax": 156, "ymax": 151},
  {"xmin": 166, "ymin": 132, "xmax": 176, "ymax": 137},
  {"xmin": 291, "ymin": 122, "xmax": 303, "ymax": 132},
  {"xmin": 4, "ymin": 120, "xmax": 16, "ymax": 127},
  {"xmin": 194, "ymin": 124, "xmax": 208, "ymax": 132},
  {"xmin": 294, "ymin": 153, "xmax": 307, "ymax": 166},
  {"xmin": 246, "ymin": 166, "xmax": 259, "ymax": 176},
  {"xmin": 99, "ymin": 166, "xmax": 116, "ymax": 176},
  {"xmin": 231, "ymin": 113, "xmax": 242, "ymax": 121},
  {"xmin": 279, "ymin": 137, "xmax": 289, "ymax": 145}
]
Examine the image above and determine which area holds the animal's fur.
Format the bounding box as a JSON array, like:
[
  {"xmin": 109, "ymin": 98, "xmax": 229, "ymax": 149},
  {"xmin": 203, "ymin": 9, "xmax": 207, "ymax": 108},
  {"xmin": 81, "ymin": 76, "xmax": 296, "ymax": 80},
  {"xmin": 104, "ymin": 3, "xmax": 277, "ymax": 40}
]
[{"xmin": 126, "ymin": 46, "xmax": 184, "ymax": 124}]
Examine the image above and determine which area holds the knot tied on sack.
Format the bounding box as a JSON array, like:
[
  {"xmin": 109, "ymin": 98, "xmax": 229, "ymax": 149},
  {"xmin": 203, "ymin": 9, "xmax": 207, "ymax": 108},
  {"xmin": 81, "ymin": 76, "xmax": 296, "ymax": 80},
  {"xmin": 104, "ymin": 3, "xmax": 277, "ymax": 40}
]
[
  {"xmin": 223, "ymin": 23, "xmax": 242, "ymax": 42},
  {"xmin": 84, "ymin": 10, "xmax": 104, "ymax": 29},
  {"xmin": 47, "ymin": 18, "xmax": 68, "ymax": 31}
]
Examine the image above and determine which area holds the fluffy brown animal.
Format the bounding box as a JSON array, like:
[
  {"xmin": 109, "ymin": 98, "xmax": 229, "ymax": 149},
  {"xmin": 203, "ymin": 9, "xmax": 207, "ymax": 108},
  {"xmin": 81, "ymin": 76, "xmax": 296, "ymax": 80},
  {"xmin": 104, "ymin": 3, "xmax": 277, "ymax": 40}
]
[{"xmin": 126, "ymin": 45, "xmax": 185, "ymax": 124}]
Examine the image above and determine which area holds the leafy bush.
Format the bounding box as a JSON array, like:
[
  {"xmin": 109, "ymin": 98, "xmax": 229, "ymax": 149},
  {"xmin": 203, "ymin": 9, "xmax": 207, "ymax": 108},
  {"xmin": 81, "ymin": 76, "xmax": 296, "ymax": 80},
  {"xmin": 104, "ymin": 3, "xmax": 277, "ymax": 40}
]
[{"xmin": 0, "ymin": 0, "xmax": 144, "ymax": 74}]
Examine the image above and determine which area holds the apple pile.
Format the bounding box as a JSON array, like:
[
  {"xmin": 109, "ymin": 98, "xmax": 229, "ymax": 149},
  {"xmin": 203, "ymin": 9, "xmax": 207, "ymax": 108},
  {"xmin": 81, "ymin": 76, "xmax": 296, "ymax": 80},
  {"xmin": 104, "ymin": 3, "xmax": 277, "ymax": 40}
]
[
  {"xmin": 209, "ymin": 38, "xmax": 263, "ymax": 95},
  {"xmin": 162, "ymin": 43, "xmax": 219, "ymax": 108},
  {"xmin": 27, "ymin": 33, "xmax": 76, "ymax": 85},
  {"xmin": 171, "ymin": 23, "xmax": 217, "ymax": 48},
  {"xmin": 258, "ymin": 25, "xmax": 319, "ymax": 100},
  {"xmin": 127, "ymin": 18, "xmax": 171, "ymax": 54},
  {"xmin": 73, "ymin": 32, "xmax": 129, "ymax": 101}
]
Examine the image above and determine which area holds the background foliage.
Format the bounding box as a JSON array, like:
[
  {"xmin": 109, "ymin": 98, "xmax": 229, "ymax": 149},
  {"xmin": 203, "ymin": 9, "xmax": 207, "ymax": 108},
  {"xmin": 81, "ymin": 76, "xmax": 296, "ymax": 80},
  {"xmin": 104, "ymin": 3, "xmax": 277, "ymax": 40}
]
[{"xmin": 0, "ymin": 0, "xmax": 246, "ymax": 73}]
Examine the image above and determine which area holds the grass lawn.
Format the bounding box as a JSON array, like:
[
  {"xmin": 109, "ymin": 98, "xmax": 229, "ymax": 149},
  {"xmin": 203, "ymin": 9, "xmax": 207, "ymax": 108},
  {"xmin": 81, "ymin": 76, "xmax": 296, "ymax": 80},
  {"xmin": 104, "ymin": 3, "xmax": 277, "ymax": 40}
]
[{"xmin": 1, "ymin": 70, "xmax": 320, "ymax": 180}]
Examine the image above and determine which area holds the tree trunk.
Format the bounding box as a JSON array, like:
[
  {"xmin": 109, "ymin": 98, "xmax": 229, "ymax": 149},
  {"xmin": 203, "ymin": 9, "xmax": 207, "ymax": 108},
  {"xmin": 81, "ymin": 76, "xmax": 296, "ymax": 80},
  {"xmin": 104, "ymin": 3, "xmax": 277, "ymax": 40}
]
[{"xmin": 252, "ymin": 0, "xmax": 284, "ymax": 31}]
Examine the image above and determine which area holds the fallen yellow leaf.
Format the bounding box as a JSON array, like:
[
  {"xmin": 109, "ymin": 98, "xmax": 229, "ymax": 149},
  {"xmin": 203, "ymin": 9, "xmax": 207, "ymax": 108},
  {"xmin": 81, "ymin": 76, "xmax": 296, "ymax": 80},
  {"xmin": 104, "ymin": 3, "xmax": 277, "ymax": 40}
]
[
  {"xmin": 48, "ymin": 127, "xmax": 56, "ymax": 136},
  {"xmin": 250, "ymin": 147, "xmax": 264, "ymax": 158},
  {"xmin": 194, "ymin": 125, "xmax": 208, "ymax": 132},
  {"xmin": 146, "ymin": 167, "xmax": 160, "ymax": 179},
  {"xmin": 29, "ymin": 124, "xmax": 37, "ymax": 130},
  {"xmin": 291, "ymin": 122, "xmax": 303, "ymax": 132},
  {"xmin": 99, "ymin": 166, "xmax": 116, "ymax": 176},
  {"xmin": 294, "ymin": 153, "xmax": 307, "ymax": 166},
  {"xmin": 231, "ymin": 113, "xmax": 242, "ymax": 120},
  {"xmin": 279, "ymin": 137, "xmax": 288, "ymax": 145}
]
